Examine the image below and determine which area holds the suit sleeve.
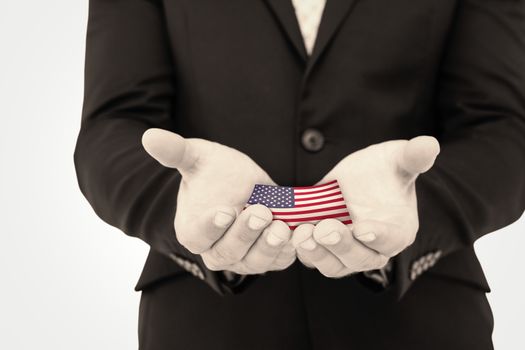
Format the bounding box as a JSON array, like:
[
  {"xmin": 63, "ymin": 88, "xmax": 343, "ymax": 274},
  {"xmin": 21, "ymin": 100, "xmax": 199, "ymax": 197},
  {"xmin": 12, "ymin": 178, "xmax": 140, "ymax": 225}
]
[
  {"xmin": 391, "ymin": 0, "xmax": 525, "ymax": 299},
  {"xmin": 73, "ymin": 0, "xmax": 232, "ymax": 295}
]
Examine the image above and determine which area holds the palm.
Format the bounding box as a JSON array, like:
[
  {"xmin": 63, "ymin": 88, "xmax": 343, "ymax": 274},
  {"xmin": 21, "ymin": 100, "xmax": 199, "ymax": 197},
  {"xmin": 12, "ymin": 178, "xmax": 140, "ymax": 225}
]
[
  {"xmin": 316, "ymin": 140, "xmax": 418, "ymax": 225},
  {"xmin": 143, "ymin": 128, "xmax": 295, "ymax": 273},
  {"xmin": 176, "ymin": 138, "xmax": 276, "ymax": 225},
  {"xmin": 311, "ymin": 136, "xmax": 439, "ymax": 257}
]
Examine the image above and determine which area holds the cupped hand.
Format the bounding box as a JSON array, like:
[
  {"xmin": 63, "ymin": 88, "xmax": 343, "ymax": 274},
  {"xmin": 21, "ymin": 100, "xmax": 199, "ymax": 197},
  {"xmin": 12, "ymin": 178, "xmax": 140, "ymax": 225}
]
[
  {"xmin": 292, "ymin": 136, "xmax": 440, "ymax": 277},
  {"xmin": 142, "ymin": 128, "xmax": 296, "ymax": 274}
]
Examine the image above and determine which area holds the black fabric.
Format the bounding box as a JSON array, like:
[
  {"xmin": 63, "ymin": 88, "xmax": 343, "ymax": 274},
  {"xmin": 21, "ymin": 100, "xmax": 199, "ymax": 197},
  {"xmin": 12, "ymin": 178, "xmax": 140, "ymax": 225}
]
[
  {"xmin": 73, "ymin": 0, "xmax": 525, "ymax": 345},
  {"xmin": 139, "ymin": 261, "xmax": 494, "ymax": 350}
]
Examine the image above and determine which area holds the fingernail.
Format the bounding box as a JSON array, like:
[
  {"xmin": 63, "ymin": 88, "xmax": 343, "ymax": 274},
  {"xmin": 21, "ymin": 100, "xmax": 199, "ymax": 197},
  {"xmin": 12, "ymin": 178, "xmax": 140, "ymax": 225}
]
[
  {"xmin": 319, "ymin": 231, "xmax": 341, "ymax": 245},
  {"xmin": 214, "ymin": 211, "xmax": 234, "ymax": 228},
  {"xmin": 266, "ymin": 232, "xmax": 284, "ymax": 246},
  {"xmin": 300, "ymin": 238, "xmax": 317, "ymax": 251},
  {"xmin": 356, "ymin": 232, "xmax": 376, "ymax": 242},
  {"xmin": 248, "ymin": 215, "xmax": 268, "ymax": 230}
]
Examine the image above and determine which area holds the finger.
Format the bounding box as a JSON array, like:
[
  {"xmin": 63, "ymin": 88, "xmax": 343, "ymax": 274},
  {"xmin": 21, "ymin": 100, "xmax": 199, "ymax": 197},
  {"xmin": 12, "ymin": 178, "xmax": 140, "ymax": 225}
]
[
  {"xmin": 227, "ymin": 264, "xmax": 252, "ymax": 275},
  {"xmin": 294, "ymin": 229, "xmax": 322, "ymax": 268},
  {"xmin": 176, "ymin": 205, "xmax": 237, "ymax": 254},
  {"xmin": 397, "ymin": 136, "xmax": 440, "ymax": 180},
  {"xmin": 297, "ymin": 254, "xmax": 316, "ymax": 269},
  {"xmin": 313, "ymin": 219, "xmax": 389, "ymax": 270},
  {"xmin": 269, "ymin": 241, "xmax": 296, "ymax": 270},
  {"xmin": 242, "ymin": 220, "xmax": 292, "ymax": 272},
  {"xmin": 352, "ymin": 219, "xmax": 412, "ymax": 257},
  {"xmin": 291, "ymin": 224, "xmax": 315, "ymax": 268},
  {"xmin": 297, "ymin": 241, "xmax": 346, "ymax": 278},
  {"xmin": 142, "ymin": 128, "xmax": 199, "ymax": 176},
  {"xmin": 291, "ymin": 224, "xmax": 315, "ymax": 249},
  {"xmin": 203, "ymin": 204, "xmax": 273, "ymax": 266},
  {"xmin": 293, "ymin": 224, "xmax": 346, "ymax": 278}
]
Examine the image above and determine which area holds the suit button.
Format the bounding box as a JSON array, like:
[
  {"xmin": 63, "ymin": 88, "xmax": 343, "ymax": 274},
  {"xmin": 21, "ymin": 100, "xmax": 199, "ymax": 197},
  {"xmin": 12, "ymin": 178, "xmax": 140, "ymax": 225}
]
[{"xmin": 301, "ymin": 128, "xmax": 324, "ymax": 152}]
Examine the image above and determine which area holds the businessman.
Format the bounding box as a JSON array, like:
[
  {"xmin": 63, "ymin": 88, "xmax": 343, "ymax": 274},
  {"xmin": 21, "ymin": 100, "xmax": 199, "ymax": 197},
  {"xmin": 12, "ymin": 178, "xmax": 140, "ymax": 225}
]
[{"xmin": 74, "ymin": 0, "xmax": 525, "ymax": 349}]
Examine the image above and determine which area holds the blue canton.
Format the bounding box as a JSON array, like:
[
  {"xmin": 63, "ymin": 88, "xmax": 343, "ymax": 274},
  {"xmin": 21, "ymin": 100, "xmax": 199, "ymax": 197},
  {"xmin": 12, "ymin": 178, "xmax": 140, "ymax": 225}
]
[{"xmin": 247, "ymin": 184, "xmax": 295, "ymax": 208}]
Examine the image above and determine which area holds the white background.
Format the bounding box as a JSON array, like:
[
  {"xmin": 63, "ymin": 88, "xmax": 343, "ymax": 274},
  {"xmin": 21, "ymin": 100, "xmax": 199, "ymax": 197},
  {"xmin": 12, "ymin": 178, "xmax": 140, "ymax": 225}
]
[{"xmin": 1, "ymin": 1, "xmax": 524, "ymax": 349}]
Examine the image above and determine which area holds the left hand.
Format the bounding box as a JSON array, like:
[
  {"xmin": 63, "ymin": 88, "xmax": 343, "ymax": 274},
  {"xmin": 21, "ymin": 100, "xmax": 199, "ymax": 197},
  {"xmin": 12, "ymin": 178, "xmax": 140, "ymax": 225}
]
[{"xmin": 291, "ymin": 136, "xmax": 440, "ymax": 278}]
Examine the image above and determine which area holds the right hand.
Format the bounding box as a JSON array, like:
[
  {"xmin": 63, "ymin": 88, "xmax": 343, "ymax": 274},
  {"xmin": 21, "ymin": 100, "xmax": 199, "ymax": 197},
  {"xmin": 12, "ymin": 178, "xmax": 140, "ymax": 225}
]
[{"xmin": 142, "ymin": 128, "xmax": 296, "ymax": 274}]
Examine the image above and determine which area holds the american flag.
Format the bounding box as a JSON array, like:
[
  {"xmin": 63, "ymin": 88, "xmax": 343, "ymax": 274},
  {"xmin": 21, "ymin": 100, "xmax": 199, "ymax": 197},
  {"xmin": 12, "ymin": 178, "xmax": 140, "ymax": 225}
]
[{"xmin": 244, "ymin": 180, "xmax": 352, "ymax": 230}]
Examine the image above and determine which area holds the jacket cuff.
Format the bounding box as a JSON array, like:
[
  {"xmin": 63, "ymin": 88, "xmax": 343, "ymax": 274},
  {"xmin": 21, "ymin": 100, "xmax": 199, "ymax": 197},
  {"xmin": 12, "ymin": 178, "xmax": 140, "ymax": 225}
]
[
  {"xmin": 168, "ymin": 252, "xmax": 259, "ymax": 295},
  {"xmin": 392, "ymin": 247, "xmax": 444, "ymax": 299},
  {"xmin": 389, "ymin": 169, "xmax": 465, "ymax": 300},
  {"xmin": 361, "ymin": 260, "xmax": 394, "ymax": 289},
  {"xmin": 218, "ymin": 271, "xmax": 259, "ymax": 294}
]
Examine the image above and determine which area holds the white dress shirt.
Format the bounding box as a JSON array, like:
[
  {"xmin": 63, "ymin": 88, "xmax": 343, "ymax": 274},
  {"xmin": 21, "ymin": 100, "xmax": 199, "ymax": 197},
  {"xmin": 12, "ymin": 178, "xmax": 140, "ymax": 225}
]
[{"xmin": 291, "ymin": 0, "xmax": 327, "ymax": 55}]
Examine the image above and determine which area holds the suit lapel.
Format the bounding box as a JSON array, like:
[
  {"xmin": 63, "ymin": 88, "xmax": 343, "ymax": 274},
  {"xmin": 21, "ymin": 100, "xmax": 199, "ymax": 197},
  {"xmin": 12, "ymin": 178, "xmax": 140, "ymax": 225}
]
[
  {"xmin": 263, "ymin": 0, "xmax": 308, "ymax": 62},
  {"xmin": 307, "ymin": 0, "xmax": 359, "ymax": 71}
]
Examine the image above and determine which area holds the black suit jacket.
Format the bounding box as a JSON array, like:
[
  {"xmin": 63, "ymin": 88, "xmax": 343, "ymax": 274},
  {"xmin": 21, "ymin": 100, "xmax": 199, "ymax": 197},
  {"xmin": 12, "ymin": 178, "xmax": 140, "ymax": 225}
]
[{"xmin": 74, "ymin": 0, "xmax": 525, "ymax": 340}]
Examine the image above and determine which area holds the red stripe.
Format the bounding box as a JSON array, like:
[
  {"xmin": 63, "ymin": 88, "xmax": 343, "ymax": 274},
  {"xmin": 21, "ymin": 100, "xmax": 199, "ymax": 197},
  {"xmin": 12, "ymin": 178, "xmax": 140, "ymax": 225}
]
[
  {"xmin": 271, "ymin": 204, "xmax": 348, "ymax": 216},
  {"xmin": 293, "ymin": 179, "xmax": 337, "ymax": 190},
  {"xmin": 294, "ymin": 191, "xmax": 342, "ymax": 202},
  {"xmin": 279, "ymin": 212, "xmax": 351, "ymax": 223},
  {"xmin": 292, "ymin": 184, "xmax": 339, "ymax": 196},
  {"xmin": 294, "ymin": 197, "xmax": 344, "ymax": 208}
]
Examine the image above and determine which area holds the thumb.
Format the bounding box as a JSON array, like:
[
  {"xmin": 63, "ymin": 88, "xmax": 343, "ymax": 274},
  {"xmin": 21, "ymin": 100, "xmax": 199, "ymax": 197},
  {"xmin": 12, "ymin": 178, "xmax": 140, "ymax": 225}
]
[
  {"xmin": 397, "ymin": 135, "xmax": 440, "ymax": 180},
  {"xmin": 142, "ymin": 128, "xmax": 198, "ymax": 175}
]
